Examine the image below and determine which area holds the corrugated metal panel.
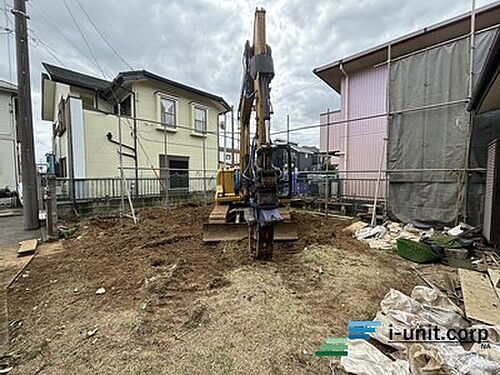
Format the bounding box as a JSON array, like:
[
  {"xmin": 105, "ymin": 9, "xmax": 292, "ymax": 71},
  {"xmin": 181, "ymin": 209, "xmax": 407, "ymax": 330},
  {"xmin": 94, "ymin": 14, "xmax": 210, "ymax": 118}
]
[
  {"xmin": 346, "ymin": 66, "xmax": 387, "ymax": 171},
  {"xmin": 483, "ymin": 139, "xmax": 500, "ymax": 244},
  {"xmin": 348, "ymin": 66, "xmax": 387, "ymax": 119},
  {"xmin": 319, "ymin": 66, "xmax": 388, "ymax": 198},
  {"xmin": 320, "ymin": 110, "xmax": 342, "ymax": 153},
  {"xmin": 345, "ymin": 66, "xmax": 387, "ymax": 198}
]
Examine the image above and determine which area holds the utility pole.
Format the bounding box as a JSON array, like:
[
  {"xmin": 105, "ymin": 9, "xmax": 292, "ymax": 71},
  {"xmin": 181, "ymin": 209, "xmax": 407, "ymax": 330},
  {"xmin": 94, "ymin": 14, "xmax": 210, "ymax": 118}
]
[{"xmin": 13, "ymin": 0, "xmax": 39, "ymax": 230}]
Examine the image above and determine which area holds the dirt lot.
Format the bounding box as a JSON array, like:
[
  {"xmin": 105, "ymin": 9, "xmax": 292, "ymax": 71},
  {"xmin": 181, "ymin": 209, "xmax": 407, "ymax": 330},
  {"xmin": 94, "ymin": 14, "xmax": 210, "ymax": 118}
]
[{"xmin": 4, "ymin": 204, "xmax": 426, "ymax": 374}]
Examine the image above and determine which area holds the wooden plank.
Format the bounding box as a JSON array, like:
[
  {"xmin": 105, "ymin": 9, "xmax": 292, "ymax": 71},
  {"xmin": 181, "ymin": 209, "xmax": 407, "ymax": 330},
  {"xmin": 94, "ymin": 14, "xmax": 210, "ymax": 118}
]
[
  {"xmin": 488, "ymin": 269, "xmax": 500, "ymax": 298},
  {"xmin": 17, "ymin": 239, "xmax": 38, "ymax": 257},
  {"xmin": 7, "ymin": 253, "xmax": 35, "ymax": 288},
  {"xmin": 458, "ymin": 268, "xmax": 500, "ymax": 325},
  {"xmin": 0, "ymin": 209, "xmax": 22, "ymax": 217}
]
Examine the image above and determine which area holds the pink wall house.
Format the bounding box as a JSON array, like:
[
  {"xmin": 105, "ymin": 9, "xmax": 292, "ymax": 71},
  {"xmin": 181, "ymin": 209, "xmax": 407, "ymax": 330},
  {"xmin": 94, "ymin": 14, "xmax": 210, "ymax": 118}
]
[
  {"xmin": 320, "ymin": 66, "xmax": 387, "ymax": 198},
  {"xmin": 314, "ymin": 1, "xmax": 500, "ymax": 217}
]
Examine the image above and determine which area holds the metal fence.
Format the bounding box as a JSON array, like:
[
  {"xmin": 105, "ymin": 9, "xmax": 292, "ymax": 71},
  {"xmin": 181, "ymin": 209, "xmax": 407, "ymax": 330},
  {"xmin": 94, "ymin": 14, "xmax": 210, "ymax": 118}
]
[
  {"xmin": 51, "ymin": 170, "xmax": 386, "ymax": 216},
  {"xmin": 295, "ymin": 171, "xmax": 386, "ymax": 202},
  {"xmin": 54, "ymin": 170, "xmax": 217, "ymax": 202}
]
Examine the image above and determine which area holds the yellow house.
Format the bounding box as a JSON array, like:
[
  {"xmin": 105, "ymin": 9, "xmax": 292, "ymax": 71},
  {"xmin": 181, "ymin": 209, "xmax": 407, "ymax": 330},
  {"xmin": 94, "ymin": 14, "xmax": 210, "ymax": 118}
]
[{"xmin": 41, "ymin": 63, "xmax": 230, "ymax": 196}]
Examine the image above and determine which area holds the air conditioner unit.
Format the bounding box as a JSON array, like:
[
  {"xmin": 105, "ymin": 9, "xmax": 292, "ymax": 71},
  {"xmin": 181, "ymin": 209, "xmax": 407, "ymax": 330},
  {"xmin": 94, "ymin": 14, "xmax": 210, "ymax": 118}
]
[{"xmin": 483, "ymin": 139, "xmax": 500, "ymax": 245}]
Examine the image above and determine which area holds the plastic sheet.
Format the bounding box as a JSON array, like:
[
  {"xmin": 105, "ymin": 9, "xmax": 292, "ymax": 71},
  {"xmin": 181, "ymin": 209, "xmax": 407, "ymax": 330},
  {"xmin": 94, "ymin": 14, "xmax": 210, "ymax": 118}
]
[
  {"xmin": 380, "ymin": 288, "xmax": 466, "ymax": 329},
  {"xmin": 409, "ymin": 344, "xmax": 445, "ymax": 374},
  {"xmin": 340, "ymin": 339, "xmax": 410, "ymax": 375},
  {"xmin": 368, "ymin": 286, "xmax": 500, "ymax": 374},
  {"xmin": 431, "ymin": 343, "xmax": 500, "ymax": 374},
  {"xmin": 411, "ymin": 286, "xmax": 463, "ymax": 316}
]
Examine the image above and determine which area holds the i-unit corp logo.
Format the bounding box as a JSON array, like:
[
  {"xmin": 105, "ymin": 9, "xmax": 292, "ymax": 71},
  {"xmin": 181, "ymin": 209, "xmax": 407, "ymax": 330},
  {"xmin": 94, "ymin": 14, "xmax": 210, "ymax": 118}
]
[
  {"xmin": 347, "ymin": 320, "xmax": 382, "ymax": 340},
  {"xmin": 315, "ymin": 321, "xmax": 381, "ymax": 357}
]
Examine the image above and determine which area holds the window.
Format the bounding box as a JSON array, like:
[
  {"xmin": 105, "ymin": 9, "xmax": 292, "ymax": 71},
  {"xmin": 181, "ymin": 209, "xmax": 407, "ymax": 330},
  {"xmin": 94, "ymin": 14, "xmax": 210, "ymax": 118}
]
[
  {"xmin": 56, "ymin": 98, "xmax": 67, "ymax": 136},
  {"xmin": 80, "ymin": 93, "xmax": 95, "ymax": 110},
  {"xmin": 159, "ymin": 155, "xmax": 189, "ymax": 193},
  {"xmin": 13, "ymin": 97, "xmax": 18, "ymax": 121},
  {"xmin": 160, "ymin": 97, "xmax": 176, "ymax": 128},
  {"xmin": 113, "ymin": 95, "xmax": 132, "ymax": 116},
  {"xmin": 58, "ymin": 157, "xmax": 67, "ymax": 178},
  {"xmin": 194, "ymin": 106, "xmax": 207, "ymax": 133}
]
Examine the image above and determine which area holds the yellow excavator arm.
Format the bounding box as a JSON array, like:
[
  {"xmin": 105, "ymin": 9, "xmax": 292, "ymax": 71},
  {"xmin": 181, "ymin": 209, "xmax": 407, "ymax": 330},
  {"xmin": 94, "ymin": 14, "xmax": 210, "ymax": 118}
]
[{"xmin": 207, "ymin": 8, "xmax": 297, "ymax": 259}]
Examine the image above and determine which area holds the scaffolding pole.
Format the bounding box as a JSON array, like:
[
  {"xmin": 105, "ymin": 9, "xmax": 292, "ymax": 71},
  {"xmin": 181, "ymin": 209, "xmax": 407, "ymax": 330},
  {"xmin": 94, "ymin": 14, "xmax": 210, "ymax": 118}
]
[
  {"xmin": 118, "ymin": 103, "xmax": 125, "ymax": 222},
  {"xmin": 286, "ymin": 114, "xmax": 290, "ymax": 144},
  {"xmin": 230, "ymin": 106, "xmax": 235, "ymax": 166},
  {"xmin": 223, "ymin": 113, "xmax": 227, "ymax": 168},
  {"xmin": 325, "ymin": 108, "xmax": 330, "ymax": 216},
  {"xmin": 385, "ymin": 44, "xmax": 392, "ymax": 220},
  {"xmin": 371, "ymin": 138, "xmax": 387, "ymax": 227},
  {"xmin": 203, "ymin": 130, "xmax": 207, "ymax": 198},
  {"xmin": 163, "ymin": 120, "xmax": 169, "ymax": 210},
  {"xmin": 463, "ymin": 0, "xmax": 477, "ymax": 223}
]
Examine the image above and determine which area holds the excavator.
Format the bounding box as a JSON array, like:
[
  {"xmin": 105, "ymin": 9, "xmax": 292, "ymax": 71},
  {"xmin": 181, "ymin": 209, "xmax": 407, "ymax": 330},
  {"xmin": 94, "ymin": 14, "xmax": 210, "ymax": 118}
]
[{"xmin": 203, "ymin": 8, "xmax": 298, "ymax": 259}]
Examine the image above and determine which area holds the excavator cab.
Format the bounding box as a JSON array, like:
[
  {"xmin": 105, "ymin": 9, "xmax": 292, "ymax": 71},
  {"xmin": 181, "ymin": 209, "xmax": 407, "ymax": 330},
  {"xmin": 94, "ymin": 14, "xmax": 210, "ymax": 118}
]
[
  {"xmin": 202, "ymin": 8, "xmax": 298, "ymax": 259},
  {"xmin": 203, "ymin": 144, "xmax": 297, "ymax": 245}
]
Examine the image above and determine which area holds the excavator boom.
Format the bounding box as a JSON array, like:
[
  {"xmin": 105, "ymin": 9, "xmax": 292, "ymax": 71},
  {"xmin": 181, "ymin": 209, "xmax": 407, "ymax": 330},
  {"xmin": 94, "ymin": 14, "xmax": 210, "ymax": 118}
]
[{"xmin": 203, "ymin": 8, "xmax": 297, "ymax": 259}]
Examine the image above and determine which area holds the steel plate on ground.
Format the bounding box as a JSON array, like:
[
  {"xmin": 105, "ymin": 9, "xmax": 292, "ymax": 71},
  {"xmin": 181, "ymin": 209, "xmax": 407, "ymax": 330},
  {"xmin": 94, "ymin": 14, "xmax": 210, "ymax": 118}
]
[
  {"xmin": 273, "ymin": 221, "xmax": 298, "ymax": 241},
  {"xmin": 202, "ymin": 223, "xmax": 248, "ymax": 242},
  {"xmin": 202, "ymin": 221, "xmax": 298, "ymax": 242}
]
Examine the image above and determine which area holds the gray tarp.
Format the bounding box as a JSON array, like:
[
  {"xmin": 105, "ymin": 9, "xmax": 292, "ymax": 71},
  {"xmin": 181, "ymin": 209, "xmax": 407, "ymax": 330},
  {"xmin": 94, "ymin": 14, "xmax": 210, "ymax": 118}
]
[{"xmin": 388, "ymin": 29, "xmax": 496, "ymax": 225}]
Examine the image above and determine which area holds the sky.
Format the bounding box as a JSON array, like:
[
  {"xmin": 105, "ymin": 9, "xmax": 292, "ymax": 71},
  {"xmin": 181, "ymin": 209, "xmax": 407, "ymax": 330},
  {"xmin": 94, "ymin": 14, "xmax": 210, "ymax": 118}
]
[{"xmin": 0, "ymin": 0, "xmax": 497, "ymax": 162}]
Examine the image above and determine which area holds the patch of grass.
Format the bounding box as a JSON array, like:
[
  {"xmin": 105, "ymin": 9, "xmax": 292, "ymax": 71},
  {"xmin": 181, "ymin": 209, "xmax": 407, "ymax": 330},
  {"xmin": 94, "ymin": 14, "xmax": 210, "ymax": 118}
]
[
  {"xmin": 161, "ymin": 265, "xmax": 325, "ymax": 374},
  {"xmin": 301, "ymin": 245, "xmax": 339, "ymax": 266},
  {"xmin": 222, "ymin": 241, "xmax": 239, "ymax": 254},
  {"xmin": 119, "ymin": 319, "xmax": 140, "ymax": 333}
]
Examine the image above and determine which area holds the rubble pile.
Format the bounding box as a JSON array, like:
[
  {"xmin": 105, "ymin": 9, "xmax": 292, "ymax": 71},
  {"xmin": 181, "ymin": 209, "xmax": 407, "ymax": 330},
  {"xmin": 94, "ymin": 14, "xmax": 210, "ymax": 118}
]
[
  {"xmin": 341, "ymin": 286, "xmax": 500, "ymax": 375},
  {"xmin": 346, "ymin": 220, "xmax": 500, "ymax": 267},
  {"xmin": 353, "ymin": 221, "xmax": 434, "ymax": 251}
]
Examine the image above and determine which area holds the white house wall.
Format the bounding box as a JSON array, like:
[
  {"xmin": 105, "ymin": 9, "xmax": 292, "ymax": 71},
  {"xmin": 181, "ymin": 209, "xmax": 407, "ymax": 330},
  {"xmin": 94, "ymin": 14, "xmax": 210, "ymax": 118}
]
[
  {"xmin": 84, "ymin": 109, "xmax": 136, "ymax": 178},
  {"xmin": 69, "ymin": 97, "xmax": 86, "ymax": 178},
  {"xmin": 0, "ymin": 91, "xmax": 17, "ymax": 190}
]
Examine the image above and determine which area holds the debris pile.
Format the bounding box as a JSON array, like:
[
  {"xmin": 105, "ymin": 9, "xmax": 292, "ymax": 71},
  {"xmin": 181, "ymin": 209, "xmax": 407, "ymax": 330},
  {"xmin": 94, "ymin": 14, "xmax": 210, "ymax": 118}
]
[
  {"xmin": 343, "ymin": 219, "xmax": 500, "ymax": 373},
  {"xmin": 353, "ymin": 221, "xmax": 434, "ymax": 251},
  {"xmin": 350, "ymin": 220, "xmax": 500, "ymax": 267},
  {"xmin": 341, "ymin": 285, "xmax": 500, "ymax": 374}
]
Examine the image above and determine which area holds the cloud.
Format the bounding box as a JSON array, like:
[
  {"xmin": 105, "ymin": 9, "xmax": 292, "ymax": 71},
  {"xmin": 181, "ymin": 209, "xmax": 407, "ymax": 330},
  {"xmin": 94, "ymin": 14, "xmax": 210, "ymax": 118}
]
[{"xmin": 0, "ymin": 0, "xmax": 496, "ymax": 161}]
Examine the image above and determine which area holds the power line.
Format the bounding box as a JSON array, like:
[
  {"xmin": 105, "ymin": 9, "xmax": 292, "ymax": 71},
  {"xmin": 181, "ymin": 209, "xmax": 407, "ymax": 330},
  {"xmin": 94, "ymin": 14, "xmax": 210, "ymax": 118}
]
[
  {"xmin": 27, "ymin": 1, "xmax": 94, "ymax": 66},
  {"xmin": 274, "ymin": 80, "xmax": 322, "ymax": 101},
  {"xmin": 62, "ymin": 0, "xmax": 107, "ymax": 79},
  {"xmin": 75, "ymin": 0, "xmax": 133, "ymax": 70},
  {"xmin": 29, "ymin": 30, "xmax": 66, "ymax": 67}
]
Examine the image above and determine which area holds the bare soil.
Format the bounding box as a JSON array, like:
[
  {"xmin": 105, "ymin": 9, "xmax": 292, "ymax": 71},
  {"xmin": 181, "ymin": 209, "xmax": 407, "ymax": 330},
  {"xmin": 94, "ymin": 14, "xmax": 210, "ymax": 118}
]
[{"xmin": 5, "ymin": 205, "xmax": 426, "ymax": 374}]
